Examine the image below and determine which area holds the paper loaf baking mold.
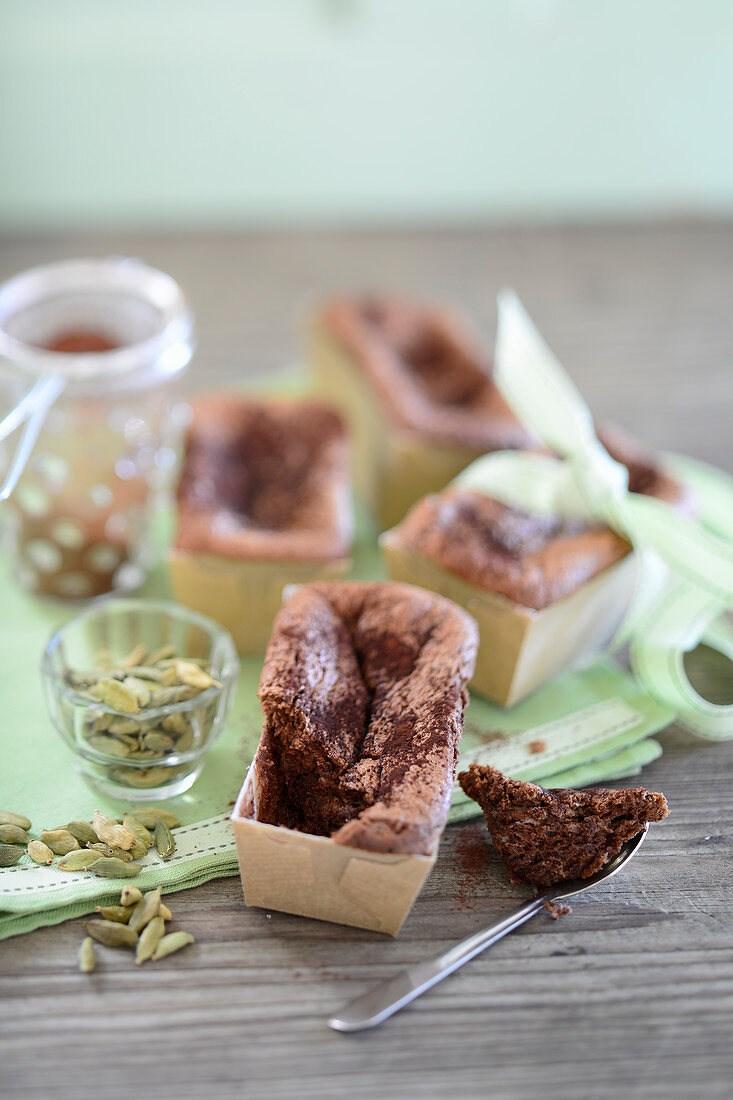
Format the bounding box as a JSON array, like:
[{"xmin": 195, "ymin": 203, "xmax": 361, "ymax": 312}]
[
  {"xmin": 381, "ymin": 528, "xmax": 638, "ymax": 707},
  {"xmin": 308, "ymin": 296, "xmax": 533, "ymax": 529},
  {"xmin": 169, "ymin": 396, "xmax": 353, "ymax": 654},
  {"xmin": 231, "ymin": 580, "xmax": 478, "ymax": 934},
  {"xmin": 230, "ymin": 771, "xmax": 436, "ymax": 935}
]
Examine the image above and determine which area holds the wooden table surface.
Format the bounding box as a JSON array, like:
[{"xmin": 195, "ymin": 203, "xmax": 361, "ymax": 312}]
[{"xmin": 1, "ymin": 224, "xmax": 732, "ymax": 1100}]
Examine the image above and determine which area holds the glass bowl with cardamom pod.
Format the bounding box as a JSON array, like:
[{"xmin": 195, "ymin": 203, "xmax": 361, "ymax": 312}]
[{"xmin": 41, "ymin": 598, "xmax": 239, "ymax": 799}]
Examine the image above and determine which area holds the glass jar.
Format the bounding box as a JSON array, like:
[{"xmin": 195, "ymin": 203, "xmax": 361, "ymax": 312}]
[{"xmin": 0, "ymin": 258, "xmax": 194, "ymax": 598}]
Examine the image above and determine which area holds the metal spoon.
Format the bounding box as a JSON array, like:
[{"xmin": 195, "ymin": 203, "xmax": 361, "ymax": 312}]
[{"xmin": 329, "ymin": 824, "xmax": 648, "ymax": 1033}]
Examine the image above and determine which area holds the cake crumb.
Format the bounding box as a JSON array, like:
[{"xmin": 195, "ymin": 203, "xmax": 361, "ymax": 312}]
[
  {"xmin": 543, "ymin": 900, "xmax": 572, "ymax": 920},
  {"xmin": 528, "ymin": 740, "xmax": 546, "ymax": 754}
]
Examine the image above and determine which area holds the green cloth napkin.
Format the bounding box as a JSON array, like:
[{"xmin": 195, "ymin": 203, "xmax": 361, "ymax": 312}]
[{"xmin": 0, "ymin": 499, "xmax": 673, "ymax": 940}]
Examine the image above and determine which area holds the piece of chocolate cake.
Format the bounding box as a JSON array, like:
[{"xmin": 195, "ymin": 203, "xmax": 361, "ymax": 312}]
[
  {"xmin": 458, "ymin": 765, "xmax": 668, "ymax": 886},
  {"xmin": 247, "ymin": 581, "xmax": 479, "ymax": 856}
]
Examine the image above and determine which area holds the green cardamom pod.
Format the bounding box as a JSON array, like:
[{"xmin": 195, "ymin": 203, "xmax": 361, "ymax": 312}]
[
  {"xmin": 135, "ymin": 915, "xmax": 166, "ymax": 964},
  {"xmin": 66, "ymin": 820, "xmax": 100, "ymax": 846},
  {"xmin": 57, "ymin": 850, "xmax": 105, "ymax": 872},
  {"xmin": 123, "ymin": 665, "xmax": 165, "ymax": 683},
  {"xmin": 0, "ymin": 843, "xmax": 24, "ymax": 866},
  {"xmin": 39, "ymin": 828, "xmax": 80, "ymax": 855},
  {"xmin": 122, "ymin": 815, "xmax": 154, "ymax": 849},
  {"xmin": 89, "ymin": 842, "xmax": 115, "ymax": 856},
  {"xmin": 84, "ymin": 918, "xmax": 138, "ymax": 947},
  {"xmin": 143, "ymin": 731, "xmax": 175, "ymax": 754},
  {"xmin": 79, "ymin": 936, "xmax": 97, "ymax": 973},
  {"xmin": 118, "ymin": 643, "xmax": 149, "ymax": 669},
  {"xmin": 95, "ymin": 904, "xmax": 134, "ymax": 923},
  {"xmin": 126, "ymin": 807, "xmax": 181, "ymax": 829},
  {"xmin": 92, "ymin": 811, "xmax": 135, "ymax": 851},
  {"xmin": 154, "ymin": 820, "xmax": 176, "ymax": 859},
  {"xmin": 87, "ymin": 734, "xmax": 131, "ymax": 759},
  {"xmin": 89, "ymin": 678, "xmax": 140, "ymax": 714},
  {"xmin": 128, "ymin": 886, "xmax": 162, "ymax": 934},
  {"xmin": 123, "ymin": 676, "xmax": 152, "ymax": 707},
  {"xmin": 161, "ymin": 712, "xmax": 191, "ymax": 737},
  {"xmin": 89, "ymin": 857, "xmax": 142, "ymax": 879},
  {"xmin": 0, "ymin": 810, "xmax": 32, "ymax": 830},
  {"xmin": 0, "ymin": 824, "xmax": 29, "ymax": 846},
  {"xmin": 120, "ymin": 884, "xmax": 143, "ymax": 906},
  {"xmin": 147, "ymin": 643, "xmax": 177, "ymax": 664},
  {"xmin": 107, "ymin": 846, "xmax": 134, "ymax": 863},
  {"xmin": 174, "ymin": 659, "xmax": 222, "ymax": 691},
  {"xmin": 152, "ymin": 931, "xmax": 195, "ymax": 961},
  {"xmin": 107, "ymin": 716, "xmax": 143, "ymax": 735},
  {"xmin": 27, "ymin": 840, "xmax": 54, "ymax": 865},
  {"xmin": 128, "ymin": 838, "xmax": 149, "ymax": 861}
]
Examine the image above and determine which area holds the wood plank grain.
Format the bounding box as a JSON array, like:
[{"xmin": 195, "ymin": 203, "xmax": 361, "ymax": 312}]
[{"xmin": 1, "ymin": 223, "xmax": 732, "ymax": 1100}]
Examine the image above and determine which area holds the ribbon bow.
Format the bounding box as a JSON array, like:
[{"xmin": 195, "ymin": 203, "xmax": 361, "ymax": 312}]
[{"xmin": 453, "ymin": 290, "xmax": 733, "ymax": 740}]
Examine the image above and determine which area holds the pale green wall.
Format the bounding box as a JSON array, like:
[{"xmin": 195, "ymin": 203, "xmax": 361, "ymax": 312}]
[{"xmin": 1, "ymin": 0, "xmax": 732, "ymax": 228}]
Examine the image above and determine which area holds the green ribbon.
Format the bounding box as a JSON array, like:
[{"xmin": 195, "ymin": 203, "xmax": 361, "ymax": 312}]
[{"xmin": 453, "ymin": 290, "xmax": 733, "ymax": 740}]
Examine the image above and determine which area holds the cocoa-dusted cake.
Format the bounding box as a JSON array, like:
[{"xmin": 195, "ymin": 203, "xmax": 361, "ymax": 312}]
[
  {"xmin": 309, "ymin": 296, "xmax": 536, "ymax": 528},
  {"xmin": 169, "ymin": 396, "xmax": 353, "ymax": 653},
  {"xmin": 382, "ymin": 428, "xmax": 695, "ymax": 704},
  {"xmin": 459, "ymin": 764, "xmax": 668, "ymax": 886},
  {"xmin": 245, "ymin": 581, "xmax": 479, "ymax": 856},
  {"xmin": 175, "ymin": 395, "xmax": 351, "ymax": 561},
  {"xmin": 387, "ymin": 428, "xmax": 694, "ymax": 611}
]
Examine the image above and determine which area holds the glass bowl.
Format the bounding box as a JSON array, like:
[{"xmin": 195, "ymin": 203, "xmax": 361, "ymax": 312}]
[{"xmin": 41, "ymin": 598, "xmax": 239, "ymax": 800}]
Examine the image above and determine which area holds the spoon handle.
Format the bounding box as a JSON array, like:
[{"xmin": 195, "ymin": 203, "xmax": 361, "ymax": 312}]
[{"xmin": 328, "ymin": 895, "xmax": 546, "ymax": 1033}]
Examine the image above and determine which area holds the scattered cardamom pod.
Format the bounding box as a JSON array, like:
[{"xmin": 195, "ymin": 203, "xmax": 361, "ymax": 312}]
[
  {"xmin": 0, "ymin": 824, "xmax": 29, "ymax": 846},
  {"xmin": 152, "ymin": 931, "xmax": 195, "ymax": 961},
  {"xmin": 107, "ymin": 846, "xmax": 135, "ymax": 863},
  {"xmin": 128, "ymin": 886, "xmax": 162, "ymax": 934},
  {"xmin": 27, "ymin": 839, "xmax": 54, "ymax": 865},
  {"xmin": 0, "ymin": 843, "xmax": 24, "ymax": 867},
  {"xmin": 0, "ymin": 810, "xmax": 32, "ymax": 830},
  {"xmin": 65, "ymin": 820, "xmax": 100, "ymax": 846},
  {"xmin": 95, "ymin": 905, "xmax": 134, "ymax": 923},
  {"xmin": 136, "ymin": 915, "xmax": 166, "ymax": 964},
  {"xmin": 159, "ymin": 902, "xmax": 173, "ymax": 921},
  {"xmin": 85, "ymin": 919, "xmax": 139, "ymax": 948},
  {"xmin": 92, "ymin": 811, "xmax": 135, "ymax": 851},
  {"xmin": 127, "ymin": 838, "xmax": 149, "ymax": 861},
  {"xmin": 89, "ymin": 678, "xmax": 140, "ymax": 714},
  {"xmin": 39, "ymin": 828, "xmax": 80, "ymax": 856},
  {"xmin": 127, "ymin": 807, "xmax": 181, "ymax": 829},
  {"xmin": 57, "ymin": 849, "xmax": 105, "ymax": 872},
  {"xmin": 79, "ymin": 936, "xmax": 96, "ymax": 973},
  {"xmin": 120, "ymin": 884, "xmax": 143, "ymax": 906},
  {"xmin": 154, "ymin": 820, "xmax": 176, "ymax": 860},
  {"xmin": 88, "ymin": 842, "xmax": 115, "ymax": 856},
  {"xmin": 122, "ymin": 815, "xmax": 154, "ymax": 849},
  {"xmin": 88, "ymin": 857, "xmax": 142, "ymax": 878}
]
